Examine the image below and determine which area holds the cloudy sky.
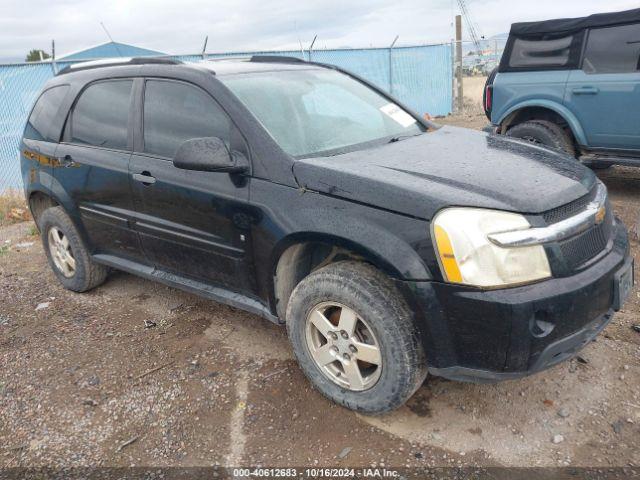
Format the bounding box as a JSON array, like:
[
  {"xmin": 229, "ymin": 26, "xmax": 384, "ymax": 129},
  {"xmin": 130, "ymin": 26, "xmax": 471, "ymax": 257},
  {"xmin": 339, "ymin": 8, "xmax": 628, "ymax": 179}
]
[{"xmin": 1, "ymin": 0, "xmax": 638, "ymax": 61}]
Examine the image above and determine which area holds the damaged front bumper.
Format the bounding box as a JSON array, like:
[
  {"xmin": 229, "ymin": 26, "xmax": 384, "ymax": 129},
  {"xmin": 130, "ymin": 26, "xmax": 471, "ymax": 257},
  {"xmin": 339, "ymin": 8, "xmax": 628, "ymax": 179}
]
[{"xmin": 401, "ymin": 219, "xmax": 633, "ymax": 383}]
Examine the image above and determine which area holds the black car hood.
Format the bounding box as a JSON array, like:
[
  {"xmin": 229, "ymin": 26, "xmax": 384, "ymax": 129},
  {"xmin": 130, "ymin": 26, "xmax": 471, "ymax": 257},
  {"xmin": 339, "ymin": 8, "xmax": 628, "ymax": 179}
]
[{"xmin": 293, "ymin": 126, "xmax": 596, "ymax": 219}]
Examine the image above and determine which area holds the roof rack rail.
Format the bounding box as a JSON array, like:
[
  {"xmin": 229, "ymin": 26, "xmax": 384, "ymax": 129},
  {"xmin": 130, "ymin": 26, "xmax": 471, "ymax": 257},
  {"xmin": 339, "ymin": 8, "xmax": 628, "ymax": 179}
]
[
  {"xmin": 205, "ymin": 56, "xmax": 252, "ymax": 62},
  {"xmin": 249, "ymin": 55, "xmax": 307, "ymax": 64},
  {"xmin": 57, "ymin": 57, "xmax": 182, "ymax": 76}
]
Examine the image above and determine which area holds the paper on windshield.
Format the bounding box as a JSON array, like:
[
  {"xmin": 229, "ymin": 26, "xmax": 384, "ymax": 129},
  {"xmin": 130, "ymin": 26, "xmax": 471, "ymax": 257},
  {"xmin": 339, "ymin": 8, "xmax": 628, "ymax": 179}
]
[{"xmin": 380, "ymin": 103, "xmax": 417, "ymax": 128}]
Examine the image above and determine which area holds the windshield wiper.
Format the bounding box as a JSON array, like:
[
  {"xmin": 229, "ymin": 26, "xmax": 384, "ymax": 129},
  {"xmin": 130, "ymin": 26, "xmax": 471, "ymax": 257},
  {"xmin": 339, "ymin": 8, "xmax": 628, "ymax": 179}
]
[{"xmin": 387, "ymin": 133, "xmax": 422, "ymax": 143}]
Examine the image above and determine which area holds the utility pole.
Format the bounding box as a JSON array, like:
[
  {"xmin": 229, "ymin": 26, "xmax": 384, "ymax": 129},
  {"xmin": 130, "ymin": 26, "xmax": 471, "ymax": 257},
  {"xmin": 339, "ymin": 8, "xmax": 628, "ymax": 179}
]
[
  {"xmin": 455, "ymin": 14, "xmax": 463, "ymax": 113},
  {"xmin": 51, "ymin": 39, "xmax": 58, "ymax": 75}
]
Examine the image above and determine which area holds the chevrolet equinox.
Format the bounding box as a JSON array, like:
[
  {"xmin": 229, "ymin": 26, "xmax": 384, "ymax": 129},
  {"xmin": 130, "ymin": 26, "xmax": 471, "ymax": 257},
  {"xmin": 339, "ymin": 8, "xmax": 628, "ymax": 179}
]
[{"xmin": 21, "ymin": 56, "xmax": 633, "ymax": 413}]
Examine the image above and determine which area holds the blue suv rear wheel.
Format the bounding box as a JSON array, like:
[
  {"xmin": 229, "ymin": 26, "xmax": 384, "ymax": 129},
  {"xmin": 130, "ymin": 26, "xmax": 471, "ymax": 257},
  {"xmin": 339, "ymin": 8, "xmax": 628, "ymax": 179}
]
[{"xmin": 507, "ymin": 120, "xmax": 575, "ymax": 156}]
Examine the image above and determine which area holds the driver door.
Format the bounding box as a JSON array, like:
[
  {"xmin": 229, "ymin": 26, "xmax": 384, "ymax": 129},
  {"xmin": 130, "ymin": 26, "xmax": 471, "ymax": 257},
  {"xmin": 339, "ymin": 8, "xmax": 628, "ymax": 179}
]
[{"xmin": 129, "ymin": 78, "xmax": 256, "ymax": 294}]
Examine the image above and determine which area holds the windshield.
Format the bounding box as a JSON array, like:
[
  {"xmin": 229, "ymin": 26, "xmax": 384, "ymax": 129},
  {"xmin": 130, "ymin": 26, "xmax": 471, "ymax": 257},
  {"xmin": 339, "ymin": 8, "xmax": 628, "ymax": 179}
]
[{"xmin": 221, "ymin": 69, "xmax": 425, "ymax": 158}]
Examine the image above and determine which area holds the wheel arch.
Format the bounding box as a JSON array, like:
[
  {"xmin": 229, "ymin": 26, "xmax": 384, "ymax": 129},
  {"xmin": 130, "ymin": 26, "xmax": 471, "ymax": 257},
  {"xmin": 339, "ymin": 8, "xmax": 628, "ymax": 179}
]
[
  {"xmin": 498, "ymin": 101, "xmax": 587, "ymax": 146},
  {"xmin": 27, "ymin": 187, "xmax": 64, "ymax": 226},
  {"xmin": 26, "ymin": 186, "xmax": 85, "ymax": 243},
  {"xmin": 269, "ymin": 232, "xmax": 423, "ymax": 321}
]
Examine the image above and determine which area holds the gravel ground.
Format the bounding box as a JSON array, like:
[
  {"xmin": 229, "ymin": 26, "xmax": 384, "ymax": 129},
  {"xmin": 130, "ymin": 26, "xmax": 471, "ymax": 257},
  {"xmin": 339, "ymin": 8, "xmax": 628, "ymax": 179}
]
[{"xmin": 1, "ymin": 120, "xmax": 639, "ymax": 471}]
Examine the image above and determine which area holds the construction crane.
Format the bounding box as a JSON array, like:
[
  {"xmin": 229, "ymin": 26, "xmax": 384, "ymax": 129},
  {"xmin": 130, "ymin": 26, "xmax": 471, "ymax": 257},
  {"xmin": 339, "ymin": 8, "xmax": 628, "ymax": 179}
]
[{"xmin": 456, "ymin": 0, "xmax": 484, "ymax": 56}]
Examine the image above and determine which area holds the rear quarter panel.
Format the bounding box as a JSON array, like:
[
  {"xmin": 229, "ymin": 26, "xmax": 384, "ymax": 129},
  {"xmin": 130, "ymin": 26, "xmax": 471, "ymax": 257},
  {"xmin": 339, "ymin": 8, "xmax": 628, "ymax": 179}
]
[{"xmin": 491, "ymin": 71, "xmax": 570, "ymax": 125}]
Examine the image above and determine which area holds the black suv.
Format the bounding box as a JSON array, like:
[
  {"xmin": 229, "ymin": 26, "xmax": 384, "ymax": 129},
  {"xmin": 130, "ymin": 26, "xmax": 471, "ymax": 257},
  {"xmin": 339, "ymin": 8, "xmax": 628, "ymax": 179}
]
[{"xmin": 21, "ymin": 56, "xmax": 633, "ymax": 413}]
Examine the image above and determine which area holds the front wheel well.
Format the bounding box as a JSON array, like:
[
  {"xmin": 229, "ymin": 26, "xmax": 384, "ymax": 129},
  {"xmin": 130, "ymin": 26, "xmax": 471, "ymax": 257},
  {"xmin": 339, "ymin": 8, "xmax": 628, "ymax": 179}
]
[{"xmin": 273, "ymin": 240, "xmax": 394, "ymax": 322}]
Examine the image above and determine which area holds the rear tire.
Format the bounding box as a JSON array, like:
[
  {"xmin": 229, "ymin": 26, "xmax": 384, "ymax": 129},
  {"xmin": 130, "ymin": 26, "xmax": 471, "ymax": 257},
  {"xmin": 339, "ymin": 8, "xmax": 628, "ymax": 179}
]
[
  {"xmin": 39, "ymin": 206, "xmax": 108, "ymax": 292},
  {"xmin": 286, "ymin": 261, "xmax": 427, "ymax": 414},
  {"xmin": 506, "ymin": 120, "xmax": 576, "ymax": 157}
]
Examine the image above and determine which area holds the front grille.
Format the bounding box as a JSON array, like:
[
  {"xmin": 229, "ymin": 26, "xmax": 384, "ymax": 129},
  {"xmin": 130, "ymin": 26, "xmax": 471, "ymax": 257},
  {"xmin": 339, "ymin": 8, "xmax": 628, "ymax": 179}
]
[
  {"xmin": 558, "ymin": 211, "xmax": 612, "ymax": 270},
  {"xmin": 543, "ymin": 186, "xmax": 597, "ymax": 224},
  {"xmin": 542, "ymin": 184, "xmax": 613, "ymax": 271}
]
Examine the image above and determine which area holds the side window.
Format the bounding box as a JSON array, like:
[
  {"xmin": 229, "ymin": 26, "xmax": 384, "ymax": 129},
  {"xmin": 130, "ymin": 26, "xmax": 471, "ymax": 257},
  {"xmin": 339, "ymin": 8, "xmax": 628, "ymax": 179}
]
[
  {"xmin": 70, "ymin": 80, "xmax": 133, "ymax": 150},
  {"xmin": 24, "ymin": 85, "xmax": 69, "ymax": 141},
  {"xmin": 508, "ymin": 35, "xmax": 574, "ymax": 68},
  {"xmin": 143, "ymin": 80, "xmax": 231, "ymax": 158},
  {"xmin": 583, "ymin": 23, "xmax": 640, "ymax": 74}
]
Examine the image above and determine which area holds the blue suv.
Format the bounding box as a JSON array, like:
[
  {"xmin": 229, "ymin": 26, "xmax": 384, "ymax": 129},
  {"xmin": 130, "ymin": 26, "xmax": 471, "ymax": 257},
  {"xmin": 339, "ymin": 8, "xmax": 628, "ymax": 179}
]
[{"xmin": 485, "ymin": 8, "xmax": 640, "ymax": 168}]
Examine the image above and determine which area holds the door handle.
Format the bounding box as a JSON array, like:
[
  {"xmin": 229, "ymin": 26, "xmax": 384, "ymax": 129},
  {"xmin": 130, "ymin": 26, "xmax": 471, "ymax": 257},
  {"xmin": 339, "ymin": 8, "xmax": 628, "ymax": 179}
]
[
  {"xmin": 572, "ymin": 86, "xmax": 599, "ymax": 95},
  {"xmin": 132, "ymin": 171, "xmax": 156, "ymax": 185},
  {"xmin": 57, "ymin": 154, "xmax": 77, "ymax": 168}
]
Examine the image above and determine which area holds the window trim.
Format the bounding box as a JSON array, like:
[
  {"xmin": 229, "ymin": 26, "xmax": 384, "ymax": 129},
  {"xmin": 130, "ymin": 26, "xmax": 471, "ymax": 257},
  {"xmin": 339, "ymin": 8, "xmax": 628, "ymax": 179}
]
[
  {"xmin": 60, "ymin": 78, "xmax": 135, "ymax": 153},
  {"xmin": 138, "ymin": 77, "xmax": 251, "ymax": 165}
]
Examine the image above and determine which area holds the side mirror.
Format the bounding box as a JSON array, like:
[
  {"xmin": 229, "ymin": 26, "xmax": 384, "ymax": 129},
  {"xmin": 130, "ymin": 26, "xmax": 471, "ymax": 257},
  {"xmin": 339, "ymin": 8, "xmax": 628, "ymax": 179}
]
[{"xmin": 173, "ymin": 137, "xmax": 247, "ymax": 173}]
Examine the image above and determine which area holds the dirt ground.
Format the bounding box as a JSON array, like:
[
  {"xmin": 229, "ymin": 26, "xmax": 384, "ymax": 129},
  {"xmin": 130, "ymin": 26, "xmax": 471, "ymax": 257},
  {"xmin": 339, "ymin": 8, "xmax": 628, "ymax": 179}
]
[
  {"xmin": 1, "ymin": 114, "xmax": 639, "ymax": 473},
  {"xmin": 462, "ymin": 75, "xmax": 488, "ymax": 108},
  {"xmin": 433, "ymin": 75, "xmax": 489, "ymax": 130}
]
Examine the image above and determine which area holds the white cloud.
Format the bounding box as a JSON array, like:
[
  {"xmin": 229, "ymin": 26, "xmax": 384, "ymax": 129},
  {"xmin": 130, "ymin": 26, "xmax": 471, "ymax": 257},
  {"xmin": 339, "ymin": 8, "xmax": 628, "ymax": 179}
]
[{"xmin": 0, "ymin": 0, "xmax": 638, "ymax": 61}]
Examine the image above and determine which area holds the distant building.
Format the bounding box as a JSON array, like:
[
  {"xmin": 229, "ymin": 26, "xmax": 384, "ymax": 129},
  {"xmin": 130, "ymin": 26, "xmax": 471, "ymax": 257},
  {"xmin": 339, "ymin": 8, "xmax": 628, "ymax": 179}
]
[{"xmin": 59, "ymin": 41, "xmax": 165, "ymax": 60}]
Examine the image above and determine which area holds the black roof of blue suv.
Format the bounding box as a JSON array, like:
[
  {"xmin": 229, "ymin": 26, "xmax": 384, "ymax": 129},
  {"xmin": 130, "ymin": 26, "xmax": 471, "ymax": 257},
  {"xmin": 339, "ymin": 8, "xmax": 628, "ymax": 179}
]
[{"xmin": 510, "ymin": 7, "xmax": 640, "ymax": 36}]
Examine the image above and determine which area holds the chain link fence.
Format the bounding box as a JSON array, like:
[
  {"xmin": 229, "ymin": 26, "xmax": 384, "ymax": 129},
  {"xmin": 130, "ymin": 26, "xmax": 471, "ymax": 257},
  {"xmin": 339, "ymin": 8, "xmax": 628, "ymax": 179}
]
[
  {"xmin": 0, "ymin": 43, "xmax": 452, "ymax": 192},
  {"xmin": 452, "ymin": 39, "xmax": 506, "ymax": 114},
  {"xmin": 460, "ymin": 39, "xmax": 504, "ymax": 76}
]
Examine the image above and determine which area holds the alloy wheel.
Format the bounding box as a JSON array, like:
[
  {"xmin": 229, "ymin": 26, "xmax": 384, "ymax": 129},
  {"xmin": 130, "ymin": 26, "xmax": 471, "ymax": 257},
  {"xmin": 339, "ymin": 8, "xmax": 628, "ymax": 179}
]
[
  {"xmin": 48, "ymin": 227, "xmax": 76, "ymax": 278},
  {"xmin": 305, "ymin": 301, "xmax": 382, "ymax": 391}
]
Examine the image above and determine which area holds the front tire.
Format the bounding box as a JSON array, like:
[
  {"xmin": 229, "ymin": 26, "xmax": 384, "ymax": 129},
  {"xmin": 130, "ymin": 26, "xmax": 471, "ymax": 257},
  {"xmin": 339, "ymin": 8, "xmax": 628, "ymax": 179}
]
[
  {"xmin": 39, "ymin": 206, "xmax": 108, "ymax": 292},
  {"xmin": 506, "ymin": 120, "xmax": 575, "ymax": 156},
  {"xmin": 286, "ymin": 261, "xmax": 427, "ymax": 414}
]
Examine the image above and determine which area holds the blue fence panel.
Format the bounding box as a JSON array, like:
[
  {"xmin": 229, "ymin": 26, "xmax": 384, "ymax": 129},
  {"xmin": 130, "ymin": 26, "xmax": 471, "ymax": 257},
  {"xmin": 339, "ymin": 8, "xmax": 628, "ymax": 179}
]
[
  {"xmin": 0, "ymin": 63, "xmax": 55, "ymax": 192},
  {"xmin": 311, "ymin": 44, "xmax": 452, "ymax": 117},
  {"xmin": 390, "ymin": 45, "xmax": 452, "ymax": 118},
  {"xmin": 311, "ymin": 48, "xmax": 391, "ymax": 93},
  {"xmin": 0, "ymin": 44, "xmax": 452, "ymax": 191}
]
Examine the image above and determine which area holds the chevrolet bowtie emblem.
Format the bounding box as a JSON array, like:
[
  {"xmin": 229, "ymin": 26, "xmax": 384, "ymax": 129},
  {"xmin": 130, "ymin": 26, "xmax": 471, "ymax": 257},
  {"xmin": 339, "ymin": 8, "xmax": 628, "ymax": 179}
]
[{"xmin": 594, "ymin": 205, "xmax": 606, "ymax": 225}]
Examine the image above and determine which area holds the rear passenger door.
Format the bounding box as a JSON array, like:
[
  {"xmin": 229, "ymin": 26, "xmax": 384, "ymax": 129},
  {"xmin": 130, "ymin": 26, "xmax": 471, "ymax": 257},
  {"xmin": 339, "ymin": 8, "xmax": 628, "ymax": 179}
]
[
  {"xmin": 54, "ymin": 79, "xmax": 147, "ymax": 263},
  {"xmin": 129, "ymin": 78, "xmax": 255, "ymax": 294},
  {"xmin": 565, "ymin": 22, "xmax": 640, "ymax": 150}
]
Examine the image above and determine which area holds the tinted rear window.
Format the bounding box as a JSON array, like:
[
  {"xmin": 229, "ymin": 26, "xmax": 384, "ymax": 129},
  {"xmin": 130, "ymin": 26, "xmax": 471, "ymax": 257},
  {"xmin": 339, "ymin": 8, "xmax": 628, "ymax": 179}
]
[
  {"xmin": 70, "ymin": 80, "xmax": 133, "ymax": 150},
  {"xmin": 508, "ymin": 35, "xmax": 574, "ymax": 68},
  {"xmin": 24, "ymin": 85, "xmax": 69, "ymax": 141},
  {"xmin": 583, "ymin": 23, "xmax": 640, "ymax": 73}
]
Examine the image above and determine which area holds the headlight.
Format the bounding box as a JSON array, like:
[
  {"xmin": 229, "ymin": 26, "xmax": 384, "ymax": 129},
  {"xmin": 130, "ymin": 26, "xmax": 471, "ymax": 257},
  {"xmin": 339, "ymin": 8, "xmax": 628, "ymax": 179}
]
[{"xmin": 432, "ymin": 208, "xmax": 551, "ymax": 288}]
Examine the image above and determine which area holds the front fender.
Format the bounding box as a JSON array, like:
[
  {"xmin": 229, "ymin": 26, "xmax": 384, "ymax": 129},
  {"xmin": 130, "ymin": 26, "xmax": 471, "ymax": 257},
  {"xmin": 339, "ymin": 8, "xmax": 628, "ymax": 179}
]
[
  {"xmin": 497, "ymin": 100, "xmax": 587, "ymax": 146},
  {"xmin": 269, "ymin": 206, "xmax": 434, "ymax": 282},
  {"xmin": 250, "ymin": 180, "xmax": 437, "ymax": 315}
]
